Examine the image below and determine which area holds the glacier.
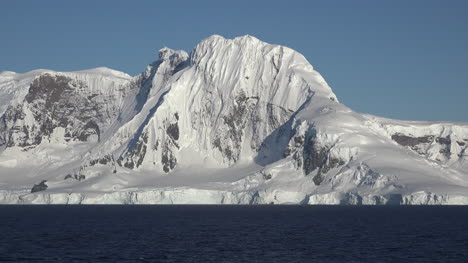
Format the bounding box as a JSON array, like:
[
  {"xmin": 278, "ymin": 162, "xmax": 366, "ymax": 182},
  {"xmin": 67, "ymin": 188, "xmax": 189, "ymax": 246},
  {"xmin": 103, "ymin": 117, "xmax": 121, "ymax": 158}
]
[{"xmin": 0, "ymin": 35, "xmax": 467, "ymax": 205}]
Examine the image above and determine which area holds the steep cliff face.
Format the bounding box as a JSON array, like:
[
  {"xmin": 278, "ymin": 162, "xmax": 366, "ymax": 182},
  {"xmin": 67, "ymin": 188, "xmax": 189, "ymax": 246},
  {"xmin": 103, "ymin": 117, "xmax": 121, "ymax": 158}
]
[
  {"xmin": 0, "ymin": 69, "xmax": 132, "ymax": 149},
  {"xmin": 0, "ymin": 35, "xmax": 467, "ymax": 204},
  {"xmin": 116, "ymin": 35, "xmax": 337, "ymax": 173},
  {"xmin": 381, "ymin": 120, "xmax": 468, "ymax": 167}
]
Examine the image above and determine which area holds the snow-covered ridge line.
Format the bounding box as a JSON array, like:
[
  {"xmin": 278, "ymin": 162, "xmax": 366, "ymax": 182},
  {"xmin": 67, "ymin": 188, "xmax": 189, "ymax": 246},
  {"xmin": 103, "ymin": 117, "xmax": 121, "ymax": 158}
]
[
  {"xmin": 0, "ymin": 34, "xmax": 467, "ymax": 205},
  {"xmin": 0, "ymin": 67, "xmax": 132, "ymax": 81}
]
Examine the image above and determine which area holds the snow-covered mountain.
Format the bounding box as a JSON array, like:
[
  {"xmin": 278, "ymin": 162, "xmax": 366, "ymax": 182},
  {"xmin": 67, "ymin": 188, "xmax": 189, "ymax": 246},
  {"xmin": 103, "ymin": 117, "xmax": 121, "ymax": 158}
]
[{"xmin": 1, "ymin": 35, "xmax": 467, "ymax": 204}]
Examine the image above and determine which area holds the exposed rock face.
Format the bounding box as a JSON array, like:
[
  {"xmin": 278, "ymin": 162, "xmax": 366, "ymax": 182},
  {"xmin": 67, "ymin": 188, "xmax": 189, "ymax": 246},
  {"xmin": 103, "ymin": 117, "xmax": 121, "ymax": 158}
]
[
  {"xmin": 283, "ymin": 127, "xmax": 346, "ymax": 185},
  {"xmin": 116, "ymin": 48, "xmax": 189, "ymax": 172},
  {"xmin": 31, "ymin": 180, "xmax": 48, "ymax": 193},
  {"xmin": 212, "ymin": 92, "xmax": 294, "ymax": 164},
  {"xmin": 391, "ymin": 134, "xmax": 434, "ymax": 147},
  {"xmin": 119, "ymin": 131, "xmax": 149, "ymax": 169},
  {"xmin": 391, "ymin": 132, "xmax": 466, "ymax": 163},
  {"xmin": 0, "ymin": 72, "xmax": 132, "ymax": 148}
]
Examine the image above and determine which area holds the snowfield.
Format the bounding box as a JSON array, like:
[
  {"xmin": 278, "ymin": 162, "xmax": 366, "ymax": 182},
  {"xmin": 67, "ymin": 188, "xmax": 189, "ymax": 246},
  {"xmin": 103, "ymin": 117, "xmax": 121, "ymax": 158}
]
[{"xmin": 0, "ymin": 35, "xmax": 467, "ymax": 204}]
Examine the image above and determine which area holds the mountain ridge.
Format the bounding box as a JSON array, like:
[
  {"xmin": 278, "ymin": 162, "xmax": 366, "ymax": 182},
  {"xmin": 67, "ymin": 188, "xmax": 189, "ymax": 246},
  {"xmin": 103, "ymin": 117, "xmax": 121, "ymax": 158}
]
[{"xmin": 0, "ymin": 35, "xmax": 467, "ymax": 204}]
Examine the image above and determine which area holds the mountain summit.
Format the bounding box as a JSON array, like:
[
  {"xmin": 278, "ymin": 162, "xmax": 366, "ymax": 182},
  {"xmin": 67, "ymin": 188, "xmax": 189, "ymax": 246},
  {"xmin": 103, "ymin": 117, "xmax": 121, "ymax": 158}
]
[{"xmin": 0, "ymin": 35, "xmax": 467, "ymax": 204}]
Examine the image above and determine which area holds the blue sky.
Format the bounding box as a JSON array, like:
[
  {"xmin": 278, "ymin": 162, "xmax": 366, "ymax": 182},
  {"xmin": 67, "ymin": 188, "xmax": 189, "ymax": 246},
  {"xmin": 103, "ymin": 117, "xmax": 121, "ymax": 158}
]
[{"xmin": 1, "ymin": 0, "xmax": 467, "ymax": 122}]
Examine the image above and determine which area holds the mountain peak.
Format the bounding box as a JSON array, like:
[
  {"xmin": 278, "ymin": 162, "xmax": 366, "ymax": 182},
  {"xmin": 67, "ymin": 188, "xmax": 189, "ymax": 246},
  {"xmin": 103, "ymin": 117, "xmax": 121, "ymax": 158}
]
[
  {"xmin": 202, "ymin": 34, "xmax": 225, "ymax": 42},
  {"xmin": 194, "ymin": 34, "xmax": 264, "ymax": 52},
  {"xmin": 1, "ymin": 35, "xmax": 467, "ymax": 205},
  {"xmin": 158, "ymin": 47, "xmax": 189, "ymax": 62},
  {"xmin": 233, "ymin": 34, "xmax": 261, "ymax": 43},
  {"xmin": 190, "ymin": 35, "xmax": 337, "ymax": 102},
  {"xmin": 199, "ymin": 34, "xmax": 261, "ymax": 46}
]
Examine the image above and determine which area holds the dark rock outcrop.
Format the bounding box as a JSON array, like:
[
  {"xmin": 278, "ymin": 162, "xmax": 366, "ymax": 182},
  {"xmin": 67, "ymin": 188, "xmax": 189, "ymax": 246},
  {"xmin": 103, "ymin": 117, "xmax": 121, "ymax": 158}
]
[
  {"xmin": 391, "ymin": 134, "xmax": 433, "ymax": 147},
  {"xmin": 285, "ymin": 130, "xmax": 346, "ymax": 186},
  {"xmin": 436, "ymin": 136, "xmax": 451, "ymax": 145},
  {"xmin": 391, "ymin": 133, "xmax": 457, "ymax": 160},
  {"xmin": 0, "ymin": 72, "xmax": 131, "ymax": 149},
  {"xmin": 31, "ymin": 180, "xmax": 48, "ymax": 193}
]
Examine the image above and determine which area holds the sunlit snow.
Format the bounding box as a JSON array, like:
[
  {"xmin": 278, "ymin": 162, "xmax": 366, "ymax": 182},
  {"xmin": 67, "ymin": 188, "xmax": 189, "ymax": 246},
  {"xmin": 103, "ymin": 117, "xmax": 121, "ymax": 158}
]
[{"xmin": 0, "ymin": 35, "xmax": 467, "ymax": 204}]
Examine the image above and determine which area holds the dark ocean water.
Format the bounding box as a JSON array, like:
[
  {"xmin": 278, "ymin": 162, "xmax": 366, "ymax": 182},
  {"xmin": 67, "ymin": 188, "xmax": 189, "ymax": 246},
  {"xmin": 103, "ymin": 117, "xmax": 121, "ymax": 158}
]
[{"xmin": 0, "ymin": 206, "xmax": 467, "ymax": 263}]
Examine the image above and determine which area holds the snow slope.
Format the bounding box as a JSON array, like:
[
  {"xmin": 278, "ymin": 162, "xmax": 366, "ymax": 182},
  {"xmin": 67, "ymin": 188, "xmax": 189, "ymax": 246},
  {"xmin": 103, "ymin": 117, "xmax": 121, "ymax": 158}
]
[{"xmin": 0, "ymin": 35, "xmax": 467, "ymax": 204}]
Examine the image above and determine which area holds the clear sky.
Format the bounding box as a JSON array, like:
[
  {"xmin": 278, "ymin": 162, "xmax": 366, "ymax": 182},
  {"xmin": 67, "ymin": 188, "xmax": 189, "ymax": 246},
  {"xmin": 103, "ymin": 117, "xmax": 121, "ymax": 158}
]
[{"xmin": 1, "ymin": 0, "xmax": 467, "ymax": 122}]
